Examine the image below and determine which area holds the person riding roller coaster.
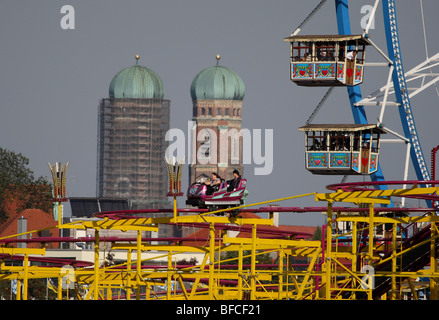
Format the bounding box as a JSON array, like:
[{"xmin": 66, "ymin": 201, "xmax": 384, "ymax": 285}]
[
  {"xmin": 205, "ymin": 172, "xmax": 222, "ymax": 195},
  {"xmin": 186, "ymin": 170, "xmax": 247, "ymax": 214},
  {"xmin": 227, "ymin": 169, "xmax": 242, "ymax": 192}
]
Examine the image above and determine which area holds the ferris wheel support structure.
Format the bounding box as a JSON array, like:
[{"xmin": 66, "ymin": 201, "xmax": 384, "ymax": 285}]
[
  {"xmin": 335, "ymin": 0, "xmax": 387, "ymax": 188},
  {"xmin": 335, "ymin": 0, "xmax": 431, "ymax": 195},
  {"xmin": 381, "ymin": 0, "xmax": 430, "ymax": 184}
]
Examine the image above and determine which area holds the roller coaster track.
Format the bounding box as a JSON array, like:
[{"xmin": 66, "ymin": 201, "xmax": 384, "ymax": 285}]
[{"xmin": 372, "ymin": 223, "xmax": 439, "ymax": 299}]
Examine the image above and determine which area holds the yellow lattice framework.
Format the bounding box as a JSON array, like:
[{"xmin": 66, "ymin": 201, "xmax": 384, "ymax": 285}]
[{"xmin": 1, "ymin": 183, "xmax": 438, "ymax": 300}]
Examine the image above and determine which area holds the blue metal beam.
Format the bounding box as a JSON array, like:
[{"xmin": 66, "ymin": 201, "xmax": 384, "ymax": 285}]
[
  {"xmin": 382, "ymin": 0, "xmax": 430, "ymax": 183},
  {"xmin": 334, "ymin": 0, "xmax": 387, "ymax": 187}
]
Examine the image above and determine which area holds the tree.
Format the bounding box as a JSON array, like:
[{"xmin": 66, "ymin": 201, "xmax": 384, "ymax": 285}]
[
  {"xmin": 177, "ymin": 257, "xmax": 198, "ymax": 266},
  {"xmin": 0, "ymin": 148, "xmax": 52, "ymax": 223},
  {"xmin": 0, "ymin": 278, "xmax": 58, "ymax": 300},
  {"xmin": 312, "ymin": 226, "xmax": 323, "ymax": 241},
  {"xmin": 222, "ymin": 250, "xmax": 273, "ymax": 268}
]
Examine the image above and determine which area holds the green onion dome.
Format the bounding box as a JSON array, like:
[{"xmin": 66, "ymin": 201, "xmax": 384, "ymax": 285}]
[
  {"xmin": 109, "ymin": 55, "xmax": 164, "ymax": 99},
  {"xmin": 190, "ymin": 55, "xmax": 245, "ymax": 101}
]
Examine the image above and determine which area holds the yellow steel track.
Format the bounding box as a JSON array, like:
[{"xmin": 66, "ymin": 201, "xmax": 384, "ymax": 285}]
[{"xmin": 1, "ymin": 184, "xmax": 438, "ymax": 300}]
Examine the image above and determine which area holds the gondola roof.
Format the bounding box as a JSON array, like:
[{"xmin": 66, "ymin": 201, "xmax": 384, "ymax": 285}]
[
  {"xmin": 299, "ymin": 124, "xmax": 385, "ymax": 133},
  {"xmin": 284, "ymin": 34, "xmax": 370, "ymax": 44}
]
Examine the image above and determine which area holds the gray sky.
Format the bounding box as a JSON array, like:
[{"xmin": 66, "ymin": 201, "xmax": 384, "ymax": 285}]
[{"xmin": 1, "ymin": 1, "xmax": 438, "ymax": 226}]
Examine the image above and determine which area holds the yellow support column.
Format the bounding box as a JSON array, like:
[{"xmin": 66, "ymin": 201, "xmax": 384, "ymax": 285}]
[
  {"xmin": 431, "ymin": 219, "xmax": 438, "ymax": 300},
  {"xmin": 136, "ymin": 230, "xmax": 142, "ymax": 300},
  {"xmin": 238, "ymin": 244, "xmax": 243, "ymax": 299},
  {"xmin": 278, "ymin": 248, "xmax": 284, "ymax": 300},
  {"xmin": 367, "ymin": 204, "xmax": 375, "ymax": 300},
  {"xmin": 352, "ymin": 221, "xmax": 357, "ymax": 300},
  {"xmin": 93, "ymin": 229, "xmax": 100, "ymax": 300},
  {"xmin": 58, "ymin": 275, "xmax": 63, "ymax": 300},
  {"xmin": 173, "ymin": 196, "xmax": 178, "ymax": 220},
  {"xmin": 250, "ymin": 224, "xmax": 257, "ymax": 300},
  {"xmin": 66, "ymin": 279, "xmax": 70, "ymax": 300},
  {"xmin": 58, "ymin": 202, "xmax": 62, "ymax": 230},
  {"xmin": 209, "ymin": 223, "xmax": 215, "ymax": 300},
  {"xmin": 107, "ymin": 286, "xmax": 112, "ymax": 300},
  {"xmin": 22, "ymin": 254, "xmax": 29, "ymax": 300},
  {"xmin": 167, "ymin": 250, "xmax": 173, "ymax": 300},
  {"xmin": 368, "ymin": 203, "xmax": 374, "ymax": 261},
  {"xmin": 127, "ymin": 249, "xmax": 132, "ymax": 300},
  {"xmin": 16, "ymin": 279, "xmax": 21, "ymax": 300},
  {"xmin": 391, "ymin": 222, "xmax": 398, "ymax": 300},
  {"xmin": 287, "ymin": 255, "xmax": 293, "ymax": 299},
  {"xmin": 325, "ymin": 202, "xmax": 333, "ymax": 300},
  {"xmin": 146, "ymin": 284, "xmax": 150, "ymax": 300}
]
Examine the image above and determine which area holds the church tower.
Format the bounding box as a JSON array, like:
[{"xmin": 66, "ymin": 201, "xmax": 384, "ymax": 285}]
[
  {"xmin": 189, "ymin": 55, "xmax": 245, "ymax": 183},
  {"xmin": 97, "ymin": 56, "xmax": 170, "ymax": 209}
]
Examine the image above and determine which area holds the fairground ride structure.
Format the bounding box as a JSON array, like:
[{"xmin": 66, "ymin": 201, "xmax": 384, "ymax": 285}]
[{"xmin": 1, "ymin": 0, "xmax": 439, "ymax": 301}]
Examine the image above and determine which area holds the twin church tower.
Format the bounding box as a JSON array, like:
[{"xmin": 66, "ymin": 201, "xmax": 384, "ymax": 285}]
[{"xmin": 97, "ymin": 55, "xmax": 245, "ymax": 209}]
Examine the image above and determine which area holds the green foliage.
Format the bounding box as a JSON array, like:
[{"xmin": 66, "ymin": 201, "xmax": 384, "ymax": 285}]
[
  {"xmin": 0, "ymin": 148, "xmax": 52, "ymax": 223},
  {"xmin": 312, "ymin": 226, "xmax": 323, "ymax": 240},
  {"xmin": 222, "ymin": 250, "xmax": 273, "ymax": 268},
  {"xmin": 102, "ymin": 252, "xmax": 116, "ymax": 267},
  {"xmin": 0, "ymin": 280, "xmax": 12, "ymax": 299},
  {"xmin": 0, "ymin": 279, "xmax": 57, "ymax": 300},
  {"xmin": 28, "ymin": 279, "xmax": 57, "ymax": 300},
  {"xmin": 177, "ymin": 257, "xmax": 199, "ymax": 265}
]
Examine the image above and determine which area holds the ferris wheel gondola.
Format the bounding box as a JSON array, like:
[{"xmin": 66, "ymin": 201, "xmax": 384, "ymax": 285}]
[
  {"xmin": 299, "ymin": 124, "xmax": 384, "ymax": 175},
  {"xmin": 287, "ymin": 0, "xmax": 432, "ymax": 199},
  {"xmin": 284, "ymin": 34, "xmax": 369, "ymax": 87}
]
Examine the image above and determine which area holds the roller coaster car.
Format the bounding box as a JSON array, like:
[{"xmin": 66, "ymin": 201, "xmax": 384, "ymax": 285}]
[
  {"xmin": 186, "ymin": 179, "xmax": 247, "ymax": 214},
  {"xmin": 284, "ymin": 34, "xmax": 370, "ymax": 86},
  {"xmin": 299, "ymin": 124, "xmax": 385, "ymax": 175}
]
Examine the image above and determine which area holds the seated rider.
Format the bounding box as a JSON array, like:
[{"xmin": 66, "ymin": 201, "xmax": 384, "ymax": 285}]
[
  {"xmin": 227, "ymin": 169, "xmax": 242, "ymax": 192},
  {"xmin": 346, "ymin": 50, "xmax": 357, "ymax": 61},
  {"xmin": 205, "ymin": 172, "xmax": 222, "ymax": 195}
]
